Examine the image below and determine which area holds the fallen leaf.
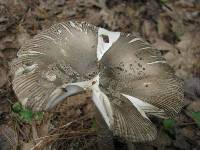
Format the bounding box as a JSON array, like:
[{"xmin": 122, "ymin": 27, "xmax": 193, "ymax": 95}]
[
  {"xmin": 187, "ymin": 111, "xmax": 200, "ymax": 128},
  {"xmin": 187, "ymin": 101, "xmax": 200, "ymax": 112},
  {"xmin": 21, "ymin": 142, "xmax": 34, "ymax": 150},
  {"xmin": 0, "ymin": 125, "xmax": 18, "ymax": 150},
  {"xmin": 0, "ymin": 67, "xmax": 7, "ymax": 88}
]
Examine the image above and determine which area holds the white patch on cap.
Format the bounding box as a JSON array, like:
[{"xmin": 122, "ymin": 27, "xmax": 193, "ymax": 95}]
[
  {"xmin": 28, "ymin": 51, "xmax": 45, "ymax": 55},
  {"xmin": 147, "ymin": 61, "xmax": 166, "ymax": 65},
  {"xmin": 15, "ymin": 67, "xmax": 25, "ymax": 76},
  {"xmin": 126, "ymin": 33, "xmax": 131, "ymax": 37},
  {"xmin": 21, "ymin": 97, "xmax": 28, "ymax": 105},
  {"xmin": 57, "ymin": 29, "xmax": 62, "ymax": 34},
  {"xmin": 128, "ymin": 37, "xmax": 142, "ymax": 43},
  {"xmin": 69, "ymin": 21, "xmax": 76, "ymax": 28},
  {"xmin": 18, "ymin": 51, "xmax": 45, "ymax": 57},
  {"xmin": 45, "ymin": 72, "xmax": 57, "ymax": 81},
  {"xmin": 97, "ymin": 28, "xmax": 120, "ymax": 61},
  {"xmin": 14, "ymin": 64, "xmax": 38, "ymax": 77},
  {"xmin": 121, "ymin": 93, "xmax": 165, "ymax": 119},
  {"xmin": 92, "ymin": 84, "xmax": 113, "ymax": 128},
  {"xmin": 138, "ymin": 46, "xmax": 152, "ymax": 51}
]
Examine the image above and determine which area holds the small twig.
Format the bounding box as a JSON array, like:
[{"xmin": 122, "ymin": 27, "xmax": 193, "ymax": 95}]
[
  {"xmin": 178, "ymin": 122, "xmax": 196, "ymax": 126},
  {"xmin": 49, "ymin": 113, "xmax": 93, "ymax": 133},
  {"xmin": 34, "ymin": 129, "xmax": 96, "ymax": 141}
]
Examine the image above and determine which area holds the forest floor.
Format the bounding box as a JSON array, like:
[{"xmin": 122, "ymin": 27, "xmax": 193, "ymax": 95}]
[{"xmin": 0, "ymin": 0, "xmax": 200, "ymax": 150}]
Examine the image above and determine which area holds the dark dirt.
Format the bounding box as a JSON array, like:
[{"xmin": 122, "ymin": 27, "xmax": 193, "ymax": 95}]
[{"xmin": 0, "ymin": 0, "xmax": 200, "ymax": 150}]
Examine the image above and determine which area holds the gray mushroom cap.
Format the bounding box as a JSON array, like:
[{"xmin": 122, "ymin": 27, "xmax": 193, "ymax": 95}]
[{"xmin": 11, "ymin": 21, "xmax": 184, "ymax": 142}]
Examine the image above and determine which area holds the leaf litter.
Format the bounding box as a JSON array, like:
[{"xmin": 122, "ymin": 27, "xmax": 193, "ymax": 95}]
[{"xmin": 0, "ymin": 0, "xmax": 199, "ymax": 149}]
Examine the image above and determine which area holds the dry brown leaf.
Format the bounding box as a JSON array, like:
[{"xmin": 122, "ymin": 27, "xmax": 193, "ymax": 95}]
[
  {"xmin": 187, "ymin": 101, "xmax": 200, "ymax": 112},
  {"xmin": 21, "ymin": 142, "xmax": 34, "ymax": 150},
  {"xmin": 0, "ymin": 125, "xmax": 18, "ymax": 150},
  {"xmin": 0, "ymin": 67, "xmax": 7, "ymax": 88},
  {"xmin": 142, "ymin": 20, "xmax": 159, "ymax": 43}
]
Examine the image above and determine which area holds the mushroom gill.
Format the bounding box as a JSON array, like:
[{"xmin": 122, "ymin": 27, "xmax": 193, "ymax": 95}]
[{"xmin": 10, "ymin": 21, "xmax": 184, "ymax": 142}]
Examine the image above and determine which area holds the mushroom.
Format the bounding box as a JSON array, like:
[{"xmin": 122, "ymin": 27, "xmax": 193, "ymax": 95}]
[{"xmin": 11, "ymin": 21, "xmax": 183, "ymax": 143}]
